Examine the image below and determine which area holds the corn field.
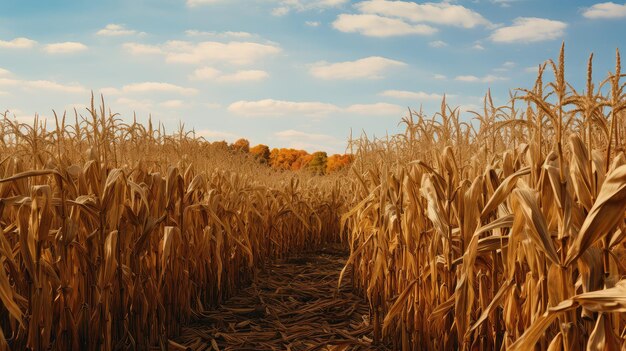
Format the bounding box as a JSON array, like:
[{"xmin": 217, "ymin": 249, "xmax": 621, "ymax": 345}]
[
  {"xmin": 0, "ymin": 97, "xmax": 345, "ymax": 350},
  {"xmin": 1, "ymin": 44, "xmax": 626, "ymax": 350},
  {"xmin": 342, "ymin": 44, "xmax": 626, "ymax": 350}
]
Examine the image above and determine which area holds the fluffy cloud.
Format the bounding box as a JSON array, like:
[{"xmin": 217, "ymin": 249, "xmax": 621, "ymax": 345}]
[
  {"xmin": 124, "ymin": 40, "xmax": 281, "ymax": 65},
  {"xmin": 159, "ymin": 100, "xmax": 186, "ymax": 108},
  {"xmin": 184, "ymin": 30, "xmax": 254, "ymax": 39},
  {"xmin": 490, "ymin": 17, "xmax": 567, "ymax": 43},
  {"xmin": 229, "ymin": 99, "xmax": 404, "ymax": 117},
  {"xmin": 344, "ymin": 103, "xmax": 405, "ymax": 115},
  {"xmin": 333, "ymin": 14, "xmax": 436, "ymax": 37},
  {"xmin": 355, "ymin": 0, "xmax": 491, "ymax": 28},
  {"xmin": 189, "ymin": 67, "xmax": 269, "ymax": 82},
  {"xmin": 96, "ymin": 24, "xmax": 142, "ymax": 36},
  {"xmin": 583, "ymin": 2, "xmax": 626, "ymax": 19},
  {"xmin": 123, "ymin": 43, "xmax": 163, "ymax": 55},
  {"xmin": 0, "ymin": 37, "xmax": 37, "ymax": 49},
  {"xmin": 306, "ymin": 21, "xmax": 321, "ymax": 27},
  {"xmin": 103, "ymin": 82, "xmax": 198, "ymax": 95},
  {"xmin": 196, "ymin": 129, "xmax": 240, "ymax": 141},
  {"xmin": 0, "ymin": 77, "xmax": 87, "ymax": 94},
  {"xmin": 0, "ymin": 68, "xmax": 10, "ymax": 76},
  {"xmin": 310, "ymin": 56, "xmax": 406, "ymax": 79},
  {"xmin": 429, "ymin": 40, "xmax": 447, "ymax": 48},
  {"xmin": 272, "ymin": 0, "xmax": 349, "ymax": 16},
  {"xmin": 275, "ymin": 129, "xmax": 337, "ymax": 142},
  {"xmin": 454, "ymin": 74, "xmax": 507, "ymax": 83},
  {"xmin": 186, "ymin": 0, "xmax": 222, "ymax": 7},
  {"xmin": 44, "ymin": 42, "xmax": 88, "ymax": 54},
  {"xmin": 229, "ymin": 99, "xmax": 341, "ymax": 116},
  {"xmin": 217, "ymin": 70, "xmax": 269, "ymax": 82},
  {"xmin": 380, "ymin": 90, "xmax": 444, "ymax": 100}
]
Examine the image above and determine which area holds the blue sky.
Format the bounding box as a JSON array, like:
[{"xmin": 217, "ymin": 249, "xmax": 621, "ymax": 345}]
[{"xmin": 1, "ymin": 0, "xmax": 625, "ymax": 153}]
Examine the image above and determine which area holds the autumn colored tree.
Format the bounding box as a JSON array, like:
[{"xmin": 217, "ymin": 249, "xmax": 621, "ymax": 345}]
[
  {"xmin": 231, "ymin": 138, "xmax": 250, "ymax": 153},
  {"xmin": 250, "ymin": 144, "xmax": 270, "ymax": 163},
  {"xmin": 326, "ymin": 154, "xmax": 353, "ymax": 173},
  {"xmin": 291, "ymin": 153, "xmax": 313, "ymax": 171},
  {"xmin": 307, "ymin": 151, "xmax": 328, "ymax": 175},
  {"xmin": 270, "ymin": 148, "xmax": 309, "ymax": 170}
]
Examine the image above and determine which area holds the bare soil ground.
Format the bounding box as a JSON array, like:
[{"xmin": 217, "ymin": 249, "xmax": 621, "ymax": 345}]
[{"xmin": 175, "ymin": 246, "xmax": 389, "ymax": 350}]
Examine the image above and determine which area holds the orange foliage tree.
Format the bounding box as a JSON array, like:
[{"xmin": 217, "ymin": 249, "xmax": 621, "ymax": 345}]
[
  {"xmin": 326, "ymin": 154, "xmax": 353, "ymax": 173},
  {"xmin": 231, "ymin": 138, "xmax": 250, "ymax": 153},
  {"xmin": 270, "ymin": 148, "xmax": 309, "ymax": 170}
]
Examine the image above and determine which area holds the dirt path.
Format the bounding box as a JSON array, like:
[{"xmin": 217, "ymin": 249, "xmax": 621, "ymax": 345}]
[{"xmin": 175, "ymin": 246, "xmax": 388, "ymax": 351}]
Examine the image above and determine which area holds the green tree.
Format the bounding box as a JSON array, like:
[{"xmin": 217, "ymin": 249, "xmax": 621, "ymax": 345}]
[{"xmin": 307, "ymin": 151, "xmax": 327, "ymax": 175}]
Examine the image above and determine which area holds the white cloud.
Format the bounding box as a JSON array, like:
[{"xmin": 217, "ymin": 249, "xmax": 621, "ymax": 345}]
[
  {"xmin": 333, "ymin": 14, "xmax": 436, "ymax": 37},
  {"xmin": 44, "ymin": 42, "xmax": 88, "ymax": 54},
  {"xmin": 229, "ymin": 99, "xmax": 341, "ymax": 116},
  {"xmin": 196, "ymin": 129, "xmax": 240, "ymax": 141},
  {"xmin": 124, "ymin": 40, "xmax": 281, "ymax": 65},
  {"xmin": 310, "ymin": 56, "xmax": 406, "ymax": 79},
  {"xmin": 159, "ymin": 100, "xmax": 186, "ymax": 108},
  {"xmin": 0, "ymin": 68, "xmax": 10, "ymax": 76},
  {"xmin": 102, "ymin": 82, "xmax": 197, "ymax": 95},
  {"xmin": 472, "ymin": 43, "xmax": 485, "ymax": 50},
  {"xmin": 123, "ymin": 42, "xmax": 163, "ymax": 55},
  {"xmin": 189, "ymin": 67, "xmax": 269, "ymax": 82},
  {"xmin": 380, "ymin": 90, "xmax": 444, "ymax": 100},
  {"xmin": 525, "ymin": 66, "xmax": 540, "ymax": 73},
  {"xmin": 306, "ymin": 21, "xmax": 321, "ymax": 27},
  {"xmin": 433, "ymin": 74, "xmax": 447, "ymax": 80},
  {"xmin": 493, "ymin": 61, "xmax": 516, "ymax": 72},
  {"xmin": 186, "ymin": 0, "xmax": 222, "ymax": 7},
  {"xmin": 345, "ymin": 102, "xmax": 404, "ymax": 115},
  {"xmin": 0, "ymin": 37, "xmax": 37, "ymax": 49},
  {"xmin": 123, "ymin": 82, "xmax": 197, "ymax": 95},
  {"xmin": 272, "ymin": 0, "xmax": 348, "ymax": 15},
  {"xmin": 218, "ymin": 70, "xmax": 269, "ymax": 82},
  {"xmin": 275, "ymin": 129, "xmax": 336, "ymax": 142},
  {"xmin": 116, "ymin": 97, "xmax": 153, "ymax": 111},
  {"xmin": 229, "ymin": 99, "xmax": 404, "ymax": 117},
  {"xmin": 583, "ymin": 2, "xmax": 626, "ymax": 19},
  {"xmin": 189, "ymin": 67, "xmax": 221, "ymax": 80},
  {"xmin": 491, "ymin": 0, "xmax": 518, "ymax": 7},
  {"xmin": 0, "ymin": 77, "xmax": 87, "ymax": 94},
  {"xmin": 429, "ymin": 40, "xmax": 447, "ymax": 48},
  {"xmin": 96, "ymin": 24, "xmax": 142, "ymax": 36},
  {"xmin": 490, "ymin": 17, "xmax": 567, "ymax": 43},
  {"xmin": 184, "ymin": 30, "xmax": 254, "ymax": 39},
  {"xmin": 274, "ymin": 129, "xmax": 344, "ymax": 153},
  {"xmin": 356, "ymin": 0, "xmax": 491, "ymax": 28},
  {"xmin": 454, "ymin": 74, "xmax": 507, "ymax": 83},
  {"xmin": 272, "ymin": 7, "xmax": 290, "ymax": 16}
]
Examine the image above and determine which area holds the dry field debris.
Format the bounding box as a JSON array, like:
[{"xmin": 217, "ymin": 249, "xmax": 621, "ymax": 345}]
[
  {"xmin": 1, "ymin": 44, "xmax": 626, "ymax": 350},
  {"xmin": 176, "ymin": 246, "xmax": 387, "ymax": 351}
]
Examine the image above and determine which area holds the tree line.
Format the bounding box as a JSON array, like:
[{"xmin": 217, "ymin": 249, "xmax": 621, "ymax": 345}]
[{"xmin": 209, "ymin": 138, "xmax": 353, "ymax": 175}]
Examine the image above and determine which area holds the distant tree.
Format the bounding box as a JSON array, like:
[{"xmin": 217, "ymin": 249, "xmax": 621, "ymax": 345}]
[
  {"xmin": 307, "ymin": 151, "xmax": 328, "ymax": 175},
  {"xmin": 326, "ymin": 154, "xmax": 353, "ymax": 173},
  {"xmin": 270, "ymin": 148, "xmax": 308, "ymax": 170},
  {"xmin": 250, "ymin": 144, "xmax": 270, "ymax": 163},
  {"xmin": 231, "ymin": 138, "xmax": 250, "ymax": 153},
  {"xmin": 291, "ymin": 153, "xmax": 313, "ymax": 171}
]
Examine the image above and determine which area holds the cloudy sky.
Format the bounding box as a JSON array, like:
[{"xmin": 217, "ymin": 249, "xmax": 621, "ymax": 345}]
[{"xmin": 1, "ymin": 0, "xmax": 625, "ymax": 153}]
